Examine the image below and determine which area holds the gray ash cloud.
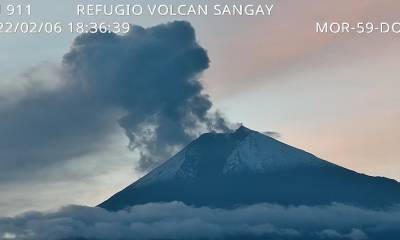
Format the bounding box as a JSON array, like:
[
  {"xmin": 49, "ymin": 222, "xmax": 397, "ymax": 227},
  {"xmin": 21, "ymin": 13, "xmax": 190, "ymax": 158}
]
[
  {"xmin": 63, "ymin": 21, "xmax": 230, "ymax": 170},
  {"xmin": 0, "ymin": 21, "xmax": 231, "ymax": 180}
]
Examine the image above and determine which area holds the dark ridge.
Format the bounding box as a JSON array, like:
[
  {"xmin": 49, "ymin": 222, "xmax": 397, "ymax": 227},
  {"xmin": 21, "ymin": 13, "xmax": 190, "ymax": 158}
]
[{"xmin": 99, "ymin": 127, "xmax": 400, "ymax": 211}]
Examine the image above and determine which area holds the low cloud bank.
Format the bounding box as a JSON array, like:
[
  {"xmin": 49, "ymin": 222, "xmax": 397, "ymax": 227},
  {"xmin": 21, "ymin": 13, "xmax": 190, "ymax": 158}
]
[{"xmin": 1, "ymin": 202, "xmax": 399, "ymax": 240}]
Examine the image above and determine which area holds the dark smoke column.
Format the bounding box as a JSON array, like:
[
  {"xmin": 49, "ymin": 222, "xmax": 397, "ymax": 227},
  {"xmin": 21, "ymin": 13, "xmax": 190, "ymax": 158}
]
[{"xmin": 63, "ymin": 21, "xmax": 231, "ymax": 171}]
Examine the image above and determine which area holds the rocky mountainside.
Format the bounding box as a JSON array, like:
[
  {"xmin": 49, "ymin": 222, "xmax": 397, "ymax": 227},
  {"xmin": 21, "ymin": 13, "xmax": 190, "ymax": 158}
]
[{"xmin": 99, "ymin": 126, "xmax": 400, "ymax": 211}]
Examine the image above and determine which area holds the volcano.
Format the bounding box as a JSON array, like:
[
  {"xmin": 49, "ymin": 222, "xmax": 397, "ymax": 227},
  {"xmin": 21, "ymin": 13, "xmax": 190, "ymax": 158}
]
[{"xmin": 99, "ymin": 126, "xmax": 400, "ymax": 211}]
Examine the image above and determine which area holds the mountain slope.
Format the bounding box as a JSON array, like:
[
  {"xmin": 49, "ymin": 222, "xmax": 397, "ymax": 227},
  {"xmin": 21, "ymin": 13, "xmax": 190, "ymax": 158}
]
[{"xmin": 99, "ymin": 126, "xmax": 400, "ymax": 211}]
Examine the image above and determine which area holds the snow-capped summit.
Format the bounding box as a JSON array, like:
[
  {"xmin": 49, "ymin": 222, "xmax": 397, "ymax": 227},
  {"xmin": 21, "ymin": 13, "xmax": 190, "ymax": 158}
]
[
  {"xmin": 224, "ymin": 127, "xmax": 329, "ymax": 174},
  {"xmin": 99, "ymin": 126, "xmax": 400, "ymax": 211},
  {"xmin": 135, "ymin": 126, "xmax": 328, "ymax": 187}
]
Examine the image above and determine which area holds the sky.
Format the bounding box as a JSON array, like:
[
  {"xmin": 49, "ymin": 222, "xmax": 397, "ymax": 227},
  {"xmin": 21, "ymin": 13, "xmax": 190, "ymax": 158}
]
[{"xmin": 0, "ymin": 0, "xmax": 399, "ymax": 217}]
